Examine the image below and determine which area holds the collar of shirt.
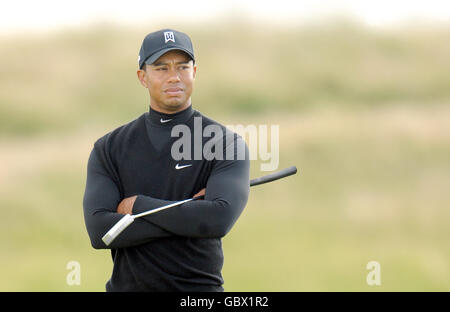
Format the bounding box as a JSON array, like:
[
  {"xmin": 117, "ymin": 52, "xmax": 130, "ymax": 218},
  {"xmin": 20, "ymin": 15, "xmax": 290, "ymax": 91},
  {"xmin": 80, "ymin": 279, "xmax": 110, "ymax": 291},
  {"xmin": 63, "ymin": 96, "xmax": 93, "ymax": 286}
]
[{"xmin": 146, "ymin": 104, "xmax": 194, "ymax": 128}]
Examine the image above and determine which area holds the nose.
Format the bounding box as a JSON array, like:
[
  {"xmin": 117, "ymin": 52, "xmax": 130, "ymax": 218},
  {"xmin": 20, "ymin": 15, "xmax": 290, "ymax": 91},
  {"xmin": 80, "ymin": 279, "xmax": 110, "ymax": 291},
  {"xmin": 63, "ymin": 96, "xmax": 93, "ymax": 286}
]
[{"xmin": 167, "ymin": 68, "xmax": 181, "ymax": 83}]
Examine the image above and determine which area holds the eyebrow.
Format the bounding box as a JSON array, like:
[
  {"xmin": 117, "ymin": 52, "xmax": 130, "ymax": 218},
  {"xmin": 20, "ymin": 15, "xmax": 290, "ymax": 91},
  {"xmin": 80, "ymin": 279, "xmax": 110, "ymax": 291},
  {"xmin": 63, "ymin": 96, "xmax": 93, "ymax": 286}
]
[{"xmin": 152, "ymin": 60, "xmax": 191, "ymax": 67}]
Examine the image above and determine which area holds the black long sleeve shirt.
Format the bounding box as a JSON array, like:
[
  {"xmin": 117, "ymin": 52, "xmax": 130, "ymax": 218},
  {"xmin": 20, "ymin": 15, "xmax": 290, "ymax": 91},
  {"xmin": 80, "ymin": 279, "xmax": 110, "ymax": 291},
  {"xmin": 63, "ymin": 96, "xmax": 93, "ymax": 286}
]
[{"xmin": 83, "ymin": 104, "xmax": 250, "ymax": 291}]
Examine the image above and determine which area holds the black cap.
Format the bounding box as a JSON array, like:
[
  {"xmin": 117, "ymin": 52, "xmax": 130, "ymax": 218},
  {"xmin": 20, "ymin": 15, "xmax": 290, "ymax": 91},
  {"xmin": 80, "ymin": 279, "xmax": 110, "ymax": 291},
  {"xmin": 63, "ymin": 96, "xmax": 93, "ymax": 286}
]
[{"xmin": 138, "ymin": 29, "xmax": 195, "ymax": 69}]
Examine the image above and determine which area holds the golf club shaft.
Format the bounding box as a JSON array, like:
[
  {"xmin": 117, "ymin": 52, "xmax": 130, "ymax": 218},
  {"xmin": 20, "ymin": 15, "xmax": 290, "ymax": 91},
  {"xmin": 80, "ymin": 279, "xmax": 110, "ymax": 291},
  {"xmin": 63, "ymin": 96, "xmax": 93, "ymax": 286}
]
[
  {"xmin": 102, "ymin": 197, "xmax": 202, "ymax": 245},
  {"xmin": 133, "ymin": 197, "xmax": 196, "ymax": 219}
]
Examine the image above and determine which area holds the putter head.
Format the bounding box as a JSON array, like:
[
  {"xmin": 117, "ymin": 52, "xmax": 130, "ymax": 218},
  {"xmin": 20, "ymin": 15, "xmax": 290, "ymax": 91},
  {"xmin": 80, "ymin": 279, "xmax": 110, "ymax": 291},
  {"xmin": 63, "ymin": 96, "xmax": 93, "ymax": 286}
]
[{"xmin": 102, "ymin": 214, "xmax": 135, "ymax": 246}]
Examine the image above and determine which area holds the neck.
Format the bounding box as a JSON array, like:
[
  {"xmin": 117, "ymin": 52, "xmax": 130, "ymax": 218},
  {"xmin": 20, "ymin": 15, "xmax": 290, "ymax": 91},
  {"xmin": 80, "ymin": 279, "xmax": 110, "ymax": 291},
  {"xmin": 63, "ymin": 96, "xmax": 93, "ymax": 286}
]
[{"xmin": 149, "ymin": 99, "xmax": 192, "ymax": 114}]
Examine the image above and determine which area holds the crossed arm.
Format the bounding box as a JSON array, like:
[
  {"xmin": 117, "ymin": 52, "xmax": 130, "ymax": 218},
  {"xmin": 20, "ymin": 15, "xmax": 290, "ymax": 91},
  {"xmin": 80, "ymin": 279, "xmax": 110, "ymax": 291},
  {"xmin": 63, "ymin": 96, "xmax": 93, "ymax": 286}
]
[{"xmin": 83, "ymin": 138, "xmax": 250, "ymax": 249}]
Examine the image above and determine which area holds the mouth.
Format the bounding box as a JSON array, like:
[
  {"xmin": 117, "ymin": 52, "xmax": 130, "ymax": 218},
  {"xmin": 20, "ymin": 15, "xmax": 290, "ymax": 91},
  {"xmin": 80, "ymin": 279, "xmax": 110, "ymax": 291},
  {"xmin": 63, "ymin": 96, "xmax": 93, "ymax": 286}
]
[{"xmin": 164, "ymin": 87, "xmax": 184, "ymax": 96}]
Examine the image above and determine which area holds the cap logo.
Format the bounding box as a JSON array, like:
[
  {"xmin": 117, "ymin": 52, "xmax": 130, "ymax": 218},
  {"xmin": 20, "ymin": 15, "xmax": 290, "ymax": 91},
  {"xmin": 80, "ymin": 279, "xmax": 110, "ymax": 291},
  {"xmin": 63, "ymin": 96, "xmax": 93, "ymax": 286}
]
[{"xmin": 164, "ymin": 32, "xmax": 175, "ymax": 43}]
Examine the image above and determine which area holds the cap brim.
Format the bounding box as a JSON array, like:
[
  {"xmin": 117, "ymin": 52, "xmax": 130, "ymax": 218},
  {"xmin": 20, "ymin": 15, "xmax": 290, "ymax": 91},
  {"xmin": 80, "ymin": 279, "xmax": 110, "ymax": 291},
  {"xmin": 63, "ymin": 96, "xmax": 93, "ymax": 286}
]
[{"xmin": 144, "ymin": 47, "xmax": 194, "ymax": 67}]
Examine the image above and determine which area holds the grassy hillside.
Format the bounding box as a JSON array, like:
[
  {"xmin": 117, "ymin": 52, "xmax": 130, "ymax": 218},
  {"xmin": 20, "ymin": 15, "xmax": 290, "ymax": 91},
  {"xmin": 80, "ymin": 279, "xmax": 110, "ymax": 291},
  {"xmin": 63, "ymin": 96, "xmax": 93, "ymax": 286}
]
[
  {"xmin": 0, "ymin": 20, "xmax": 449, "ymax": 136},
  {"xmin": 0, "ymin": 20, "xmax": 449, "ymax": 291}
]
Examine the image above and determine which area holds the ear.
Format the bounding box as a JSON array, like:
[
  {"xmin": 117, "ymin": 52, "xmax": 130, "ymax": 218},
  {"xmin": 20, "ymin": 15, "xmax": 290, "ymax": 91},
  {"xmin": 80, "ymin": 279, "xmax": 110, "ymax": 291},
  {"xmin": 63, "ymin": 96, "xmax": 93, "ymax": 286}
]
[
  {"xmin": 192, "ymin": 64, "xmax": 197, "ymax": 80},
  {"xmin": 137, "ymin": 69, "xmax": 148, "ymax": 88}
]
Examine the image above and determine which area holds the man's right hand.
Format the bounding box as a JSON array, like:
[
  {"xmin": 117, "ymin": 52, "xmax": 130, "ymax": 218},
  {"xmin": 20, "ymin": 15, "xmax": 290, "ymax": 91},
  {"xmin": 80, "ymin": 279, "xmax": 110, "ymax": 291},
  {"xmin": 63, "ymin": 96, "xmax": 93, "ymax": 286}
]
[
  {"xmin": 117, "ymin": 195, "xmax": 137, "ymax": 215},
  {"xmin": 193, "ymin": 188, "xmax": 205, "ymax": 199}
]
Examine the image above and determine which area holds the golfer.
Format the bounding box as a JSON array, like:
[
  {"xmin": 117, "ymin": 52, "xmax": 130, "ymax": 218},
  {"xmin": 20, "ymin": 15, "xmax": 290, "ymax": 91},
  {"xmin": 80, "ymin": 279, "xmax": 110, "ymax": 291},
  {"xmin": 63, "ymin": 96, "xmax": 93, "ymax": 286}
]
[{"xmin": 83, "ymin": 29, "xmax": 250, "ymax": 291}]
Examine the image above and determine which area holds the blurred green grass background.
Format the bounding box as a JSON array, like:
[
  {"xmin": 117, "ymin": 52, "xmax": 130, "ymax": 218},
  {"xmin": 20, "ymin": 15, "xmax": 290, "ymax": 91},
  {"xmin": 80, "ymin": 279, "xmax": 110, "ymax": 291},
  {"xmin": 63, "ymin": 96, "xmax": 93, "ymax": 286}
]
[{"xmin": 1, "ymin": 18, "xmax": 449, "ymax": 291}]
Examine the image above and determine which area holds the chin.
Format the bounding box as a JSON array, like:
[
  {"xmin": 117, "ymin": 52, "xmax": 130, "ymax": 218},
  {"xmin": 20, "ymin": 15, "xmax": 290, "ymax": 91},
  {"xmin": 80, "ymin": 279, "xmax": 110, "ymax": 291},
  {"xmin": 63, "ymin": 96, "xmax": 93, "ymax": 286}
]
[{"xmin": 165, "ymin": 98, "xmax": 187, "ymax": 109}]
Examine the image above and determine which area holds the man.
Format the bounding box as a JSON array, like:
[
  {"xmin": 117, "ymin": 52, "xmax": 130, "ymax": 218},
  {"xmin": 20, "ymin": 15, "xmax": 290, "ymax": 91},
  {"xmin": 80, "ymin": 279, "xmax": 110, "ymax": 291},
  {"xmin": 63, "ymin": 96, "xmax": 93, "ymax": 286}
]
[{"xmin": 83, "ymin": 29, "xmax": 250, "ymax": 291}]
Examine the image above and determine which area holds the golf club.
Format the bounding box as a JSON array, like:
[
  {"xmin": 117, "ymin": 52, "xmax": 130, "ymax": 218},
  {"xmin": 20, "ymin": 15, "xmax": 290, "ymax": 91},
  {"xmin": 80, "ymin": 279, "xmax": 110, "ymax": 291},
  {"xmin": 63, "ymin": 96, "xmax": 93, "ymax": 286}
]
[{"xmin": 102, "ymin": 165, "xmax": 298, "ymax": 246}]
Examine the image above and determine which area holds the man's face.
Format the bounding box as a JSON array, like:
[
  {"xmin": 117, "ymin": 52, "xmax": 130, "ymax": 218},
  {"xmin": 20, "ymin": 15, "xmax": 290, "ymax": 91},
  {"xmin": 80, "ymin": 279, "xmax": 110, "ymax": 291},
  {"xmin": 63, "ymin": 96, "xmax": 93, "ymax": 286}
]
[{"xmin": 137, "ymin": 50, "xmax": 196, "ymax": 113}]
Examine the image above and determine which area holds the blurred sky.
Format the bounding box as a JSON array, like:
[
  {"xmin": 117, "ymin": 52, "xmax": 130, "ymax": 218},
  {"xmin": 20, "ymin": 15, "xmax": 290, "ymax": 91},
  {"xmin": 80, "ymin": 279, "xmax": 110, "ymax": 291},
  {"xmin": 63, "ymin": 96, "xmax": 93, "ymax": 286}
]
[{"xmin": 1, "ymin": 0, "xmax": 449, "ymax": 34}]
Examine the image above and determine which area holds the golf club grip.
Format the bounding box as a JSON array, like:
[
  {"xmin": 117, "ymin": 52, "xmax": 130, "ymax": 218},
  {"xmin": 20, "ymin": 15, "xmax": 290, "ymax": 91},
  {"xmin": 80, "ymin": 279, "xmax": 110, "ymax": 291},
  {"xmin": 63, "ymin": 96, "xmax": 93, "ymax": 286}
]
[{"xmin": 250, "ymin": 166, "xmax": 297, "ymax": 187}]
